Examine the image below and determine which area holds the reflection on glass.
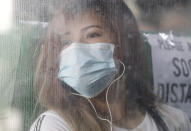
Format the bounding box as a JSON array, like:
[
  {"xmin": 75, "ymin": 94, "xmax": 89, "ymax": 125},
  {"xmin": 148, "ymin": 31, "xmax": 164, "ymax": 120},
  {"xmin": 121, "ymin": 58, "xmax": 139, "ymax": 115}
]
[{"xmin": 0, "ymin": 0, "xmax": 13, "ymax": 33}]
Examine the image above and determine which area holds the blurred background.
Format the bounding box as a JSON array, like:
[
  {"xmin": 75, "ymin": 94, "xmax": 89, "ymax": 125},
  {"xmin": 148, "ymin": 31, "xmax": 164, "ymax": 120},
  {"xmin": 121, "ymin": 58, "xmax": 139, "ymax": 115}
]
[
  {"xmin": 126, "ymin": 0, "xmax": 191, "ymax": 34},
  {"xmin": 12, "ymin": 0, "xmax": 191, "ymax": 34},
  {"xmin": 0, "ymin": 0, "xmax": 190, "ymax": 131}
]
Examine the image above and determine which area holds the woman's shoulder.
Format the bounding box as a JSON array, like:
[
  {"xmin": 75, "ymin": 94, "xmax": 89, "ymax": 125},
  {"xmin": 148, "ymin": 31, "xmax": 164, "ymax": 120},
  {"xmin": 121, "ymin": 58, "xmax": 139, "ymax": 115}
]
[
  {"xmin": 158, "ymin": 104, "xmax": 191, "ymax": 131},
  {"xmin": 29, "ymin": 110, "xmax": 70, "ymax": 131},
  {"xmin": 159, "ymin": 104, "xmax": 185, "ymax": 117}
]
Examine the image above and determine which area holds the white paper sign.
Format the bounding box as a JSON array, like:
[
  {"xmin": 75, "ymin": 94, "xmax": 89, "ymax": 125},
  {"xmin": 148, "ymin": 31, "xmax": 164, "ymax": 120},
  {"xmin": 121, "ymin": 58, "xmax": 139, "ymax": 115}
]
[{"xmin": 145, "ymin": 33, "xmax": 191, "ymax": 121}]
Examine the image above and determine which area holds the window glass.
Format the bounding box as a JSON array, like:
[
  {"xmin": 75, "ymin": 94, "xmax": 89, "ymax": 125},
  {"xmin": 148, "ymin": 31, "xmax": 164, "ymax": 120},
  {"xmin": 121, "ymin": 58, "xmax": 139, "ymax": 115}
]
[{"xmin": 0, "ymin": 0, "xmax": 190, "ymax": 131}]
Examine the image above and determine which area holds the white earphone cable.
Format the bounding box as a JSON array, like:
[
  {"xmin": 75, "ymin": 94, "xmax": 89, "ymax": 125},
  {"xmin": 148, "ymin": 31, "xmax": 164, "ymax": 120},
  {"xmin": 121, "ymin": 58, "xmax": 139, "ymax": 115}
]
[{"xmin": 72, "ymin": 60, "xmax": 125, "ymax": 131}]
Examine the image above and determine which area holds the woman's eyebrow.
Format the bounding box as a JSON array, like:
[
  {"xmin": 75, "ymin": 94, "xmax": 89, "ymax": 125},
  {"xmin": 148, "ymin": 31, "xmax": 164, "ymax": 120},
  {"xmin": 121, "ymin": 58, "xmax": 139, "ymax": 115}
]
[{"xmin": 81, "ymin": 25, "xmax": 102, "ymax": 32}]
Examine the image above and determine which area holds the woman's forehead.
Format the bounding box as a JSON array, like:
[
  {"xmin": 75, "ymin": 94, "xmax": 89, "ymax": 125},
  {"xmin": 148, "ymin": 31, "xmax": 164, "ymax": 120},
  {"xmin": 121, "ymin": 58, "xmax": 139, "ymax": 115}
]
[
  {"xmin": 68, "ymin": 12, "xmax": 102, "ymax": 24},
  {"xmin": 52, "ymin": 12, "xmax": 108, "ymax": 35}
]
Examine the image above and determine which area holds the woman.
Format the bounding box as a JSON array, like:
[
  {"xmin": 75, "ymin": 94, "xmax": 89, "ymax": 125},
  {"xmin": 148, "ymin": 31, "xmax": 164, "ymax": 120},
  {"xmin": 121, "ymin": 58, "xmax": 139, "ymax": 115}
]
[{"xmin": 30, "ymin": 0, "xmax": 191, "ymax": 131}]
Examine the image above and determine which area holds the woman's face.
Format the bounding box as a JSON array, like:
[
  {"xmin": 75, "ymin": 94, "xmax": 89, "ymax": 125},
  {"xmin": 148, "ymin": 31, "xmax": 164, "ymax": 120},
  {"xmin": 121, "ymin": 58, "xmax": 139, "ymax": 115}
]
[
  {"xmin": 58, "ymin": 12, "xmax": 117, "ymax": 49},
  {"xmin": 56, "ymin": 12, "xmax": 120, "ymax": 114}
]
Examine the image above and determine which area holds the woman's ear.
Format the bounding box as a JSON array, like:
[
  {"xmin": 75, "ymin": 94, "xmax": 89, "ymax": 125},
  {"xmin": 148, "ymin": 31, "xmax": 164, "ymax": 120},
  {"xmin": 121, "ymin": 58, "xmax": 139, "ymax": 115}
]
[{"xmin": 114, "ymin": 22, "xmax": 122, "ymax": 48}]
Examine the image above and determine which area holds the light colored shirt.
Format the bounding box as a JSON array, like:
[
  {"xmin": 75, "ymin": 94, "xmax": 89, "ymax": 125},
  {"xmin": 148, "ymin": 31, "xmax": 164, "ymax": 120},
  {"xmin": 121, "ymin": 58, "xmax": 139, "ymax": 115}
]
[
  {"xmin": 113, "ymin": 112, "xmax": 158, "ymax": 131},
  {"xmin": 30, "ymin": 111, "xmax": 70, "ymax": 131},
  {"xmin": 30, "ymin": 105, "xmax": 191, "ymax": 131}
]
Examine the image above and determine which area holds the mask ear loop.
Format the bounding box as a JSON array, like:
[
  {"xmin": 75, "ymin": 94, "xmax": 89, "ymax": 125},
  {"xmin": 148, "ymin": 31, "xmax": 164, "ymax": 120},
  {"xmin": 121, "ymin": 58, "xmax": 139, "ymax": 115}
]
[
  {"xmin": 72, "ymin": 60, "xmax": 125, "ymax": 131},
  {"xmin": 114, "ymin": 20, "xmax": 123, "ymax": 60}
]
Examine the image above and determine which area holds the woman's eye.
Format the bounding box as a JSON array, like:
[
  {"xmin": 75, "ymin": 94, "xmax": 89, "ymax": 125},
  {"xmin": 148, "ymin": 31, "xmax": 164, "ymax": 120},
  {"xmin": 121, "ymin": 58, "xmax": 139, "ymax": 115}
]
[{"xmin": 87, "ymin": 32, "xmax": 102, "ymax": 39}]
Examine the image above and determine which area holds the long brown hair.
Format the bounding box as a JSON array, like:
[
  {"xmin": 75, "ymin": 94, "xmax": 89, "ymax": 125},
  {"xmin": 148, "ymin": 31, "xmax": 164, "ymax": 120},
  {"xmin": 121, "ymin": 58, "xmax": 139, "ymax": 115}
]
[{"xmin": 34, "ymin": 0, "xmax": 169, "ymax": 131}]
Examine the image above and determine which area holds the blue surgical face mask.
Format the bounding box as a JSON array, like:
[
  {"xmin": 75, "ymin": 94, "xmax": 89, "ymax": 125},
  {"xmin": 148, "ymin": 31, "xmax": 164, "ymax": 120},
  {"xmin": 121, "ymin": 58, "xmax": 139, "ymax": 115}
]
[{"xmin": 58, "ymin": 42, "xmax": 117, "ymax": 98}]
